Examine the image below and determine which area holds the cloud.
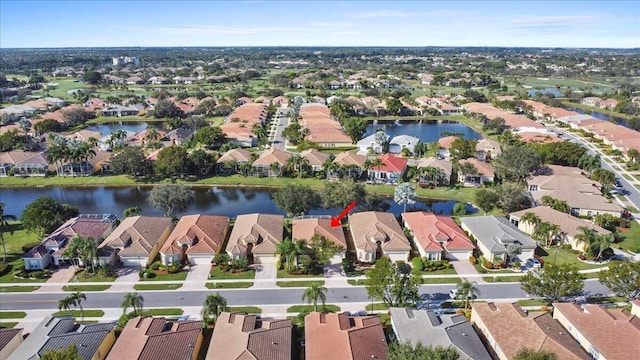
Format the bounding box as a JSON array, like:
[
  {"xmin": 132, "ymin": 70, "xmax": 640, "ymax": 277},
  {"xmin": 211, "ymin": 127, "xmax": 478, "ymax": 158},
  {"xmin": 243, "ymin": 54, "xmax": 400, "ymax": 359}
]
[
  {"xmin": 511, "ymin": 15, "xmax": 598, "ymax": 25},
  {"xmin": 143, "ymin": 25, "xmax": 300, "ymax": 36}
]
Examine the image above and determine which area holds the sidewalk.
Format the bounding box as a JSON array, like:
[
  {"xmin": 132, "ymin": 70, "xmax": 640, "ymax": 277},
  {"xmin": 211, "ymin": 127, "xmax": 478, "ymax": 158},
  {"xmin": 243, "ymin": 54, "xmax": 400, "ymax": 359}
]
[
  {"xmin": 180, "ymin": 264, "xmax": 210, "ymax": 291},
  {"xmin": 449, "ymin": 259, "xmax": 486, "ymax": 284},
  {"xmin": 109, "ymin": 267, "xmax": 139, "ymax": 292}
]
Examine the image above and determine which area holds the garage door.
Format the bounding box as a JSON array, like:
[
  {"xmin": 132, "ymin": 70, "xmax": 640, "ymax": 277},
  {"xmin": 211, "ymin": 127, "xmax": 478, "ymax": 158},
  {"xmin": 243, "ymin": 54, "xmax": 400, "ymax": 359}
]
[
  {"xmin": 255, "ymin": 255, "xmax": 277, "ymax": 265},
  {"xmin": 188, "ymin": 255, "xmax": 212, "ymax": 265},
  {"xmin": 446, "ymin": 251, "xmax": 471, "ymax": 261},
  {"xmin": 121, "ymin": 257, "xmax": 147, "ymax": 268}
]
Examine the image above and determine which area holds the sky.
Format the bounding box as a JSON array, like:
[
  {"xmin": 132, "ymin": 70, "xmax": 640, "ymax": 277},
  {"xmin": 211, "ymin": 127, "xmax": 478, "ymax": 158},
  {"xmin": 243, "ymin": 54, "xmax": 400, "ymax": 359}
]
[{"xmin": 1, "ymin": 1, "xmax": 638, "ymax": 48}]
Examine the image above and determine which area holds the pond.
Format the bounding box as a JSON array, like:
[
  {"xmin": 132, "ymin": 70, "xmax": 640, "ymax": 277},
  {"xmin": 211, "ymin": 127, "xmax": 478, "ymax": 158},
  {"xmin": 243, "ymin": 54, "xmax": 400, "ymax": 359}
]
[
  {"xmin": 527, "ymin": 88, "xmax": 563, "ymax": 97},
  {"xmin": 0, "ymin": 186, "xmax": 476, "ymax": 219},
  {"xmin": 85, "ymin": 122, "xmax": 161, "ymax": 136},
  {"xmin": 365, "ymin": 120, "xmax": 482, "ymax": 142},
  {"xmin": 565, "ymin": 107, "xmax": 629, "ymax": 128}
]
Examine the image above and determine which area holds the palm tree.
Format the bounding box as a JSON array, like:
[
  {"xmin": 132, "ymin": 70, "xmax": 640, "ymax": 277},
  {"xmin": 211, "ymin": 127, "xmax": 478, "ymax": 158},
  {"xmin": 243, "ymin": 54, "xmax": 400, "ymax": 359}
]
[
  {"xmin": 59, "ymin": 292, "xmax": 87, "ymax": 322},
  {"xmin": 532, "ymin": 222, "xmax": 560, "ymax": 247},
  {"xmin": 574, "ymin": 226, "xmax": 598, "ymax": 257},
  {"xmin": 122, "ymin": 292, "xmax": 144, "ymax": 315},
  {"xmin": 0, "ymin": 203, "xmax": 17, "ymax": 263},
  {"xmin": 58, "ymin": 296, "xmax": 74, "ymax": 313},
  {"xmin": 373, "ymin": 130, "xmax": 388, "ymax": 154},
  {"xmin": 595, "ymin": 234, "xmax": 615, "ymax": 261},
  {"xmin": 519, "ymin": 212, "xmax": 541, "ymax": 234},
  {"xmin": 456, "ymin": 280, "xmax": 479, "ymax": 312},
  {"xmin": 394, "ymin": 182, "xmax": 417, "ymax": 213},
  {"xmin": 370, "ymin": 158, "xmax": 384, "ymax": 182},
  {"xmin": 202, "ymin": 293, "xmax": 229, "ymax": 324},
  {"xmin": 578, "ymin": 154, "xmax": 601, "ymax": 178},
  {"xmin": 275, "ymin": 238, "xmax": 297, "ymax": 271},
  {"xmin": 269, "ymin": 162, "xmax": 281, "ymax": 178},
  {"xmin": 302, "ymin": 282, "xmax": 327, "ymax": 311},
  {"xmin": 79, "ymin": 237, "xmax": 98, "ymax": 273},
  {"xmin": 285, "ymin": 154, "xmax": 304, "ymax": 178}
]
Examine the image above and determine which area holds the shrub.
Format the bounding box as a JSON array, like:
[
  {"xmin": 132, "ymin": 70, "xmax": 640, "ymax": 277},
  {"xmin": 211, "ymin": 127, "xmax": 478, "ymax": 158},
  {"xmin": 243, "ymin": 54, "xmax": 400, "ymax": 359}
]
[
  {"xmin": 411, "ymin": 257, "xmax": 424, "ymax": 272},
  {"xmin": 30, "ymin": 270, "xmax": 44, "ymax": 279},
  {"xmin": 0, "ymin": 263, "xmax": 12, "ymax": 276},
  {"xmin": 513, "ymin": 261, "xmax": 521, "ymax": 268},
  {"xmin": 483, "ymin": 261, "xmax": 494, "ymax": 270},
  {"xmin": 98, "ymin": 264, "xmax": 117, "ymax": 278},
  {"xmin": 342, "ymin": 258, "xmax": 354, "ymax": 273},
  {"xmin": 149, "ymin": 261, "xmax": 162, "ymax": 270},
  {"xmin": 143, "ymin": 271, "xmax": 156, "ymax": 279},
  {"xmin": 468, "ymin": 256, "xmax": 477, "ymax": 265},
  {"xmin": 166, "ymin": 263, "xmax": 182, "ymax": 274},
  {"xmin": 21, "ymin": 242, "xmax": 41, "ymax": 253},
  {"xmin": 562, "ymin": 244, "xmax": 572, "ymax": 250}
]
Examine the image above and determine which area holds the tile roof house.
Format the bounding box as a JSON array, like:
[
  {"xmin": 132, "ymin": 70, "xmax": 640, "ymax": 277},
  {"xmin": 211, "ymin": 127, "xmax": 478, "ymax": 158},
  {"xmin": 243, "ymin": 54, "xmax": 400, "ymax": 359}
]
[
  {"xmin": 509, "ymin": 206, "xmax": 610, "ymax": 252},
  {"xmin": 160, "ymin": 214, "xmax": 230, "ymax": 266},
  {"xmin": 107, "ymin": 316, "xmax": 203, "ymax": 360},
  {"xmin": 0, "ymin": 150, "xmax": 49, "ymax": 177},
  {"xmin": 207, "ymin": 312, "xmax": 292, "ymax": 360},
  {"xmin": 416, "ymin": 157, "xmax": 453, "ymax": 186},
  {"xmin": 292, "ymin": 217, "xmax": 346, "ymax": 262},
  {"xmin": 330, "ymin": 151, "xmax": 367, "ymax": 179},
  {"xmin": 437, "ymin": 136, "xmax": 458, "ymax": 158},
  {"xmin": 23, "ymin": 214, "xmax": 118, "ymax": 270},
  {"xmin": 216, "ymin": 148, "xmax": 253, "ymax": 173},
  {"xmin": 552, "ymin": 303, "xmax": 640, "ymax": 360},
  {"xmin": 300, "ymin": 149, "xmax": 331, "ymax": 172},
  {"xmin": 457, "ymin": 158, "xmax": 494, "ymax": 186},
  {"xmin": 349, "ymin": 211, "xmax": 411, "ymax": 263},
  {"xmin": 221, "ymin": 103, "xmax": 267, "ymax": 147},
  {"xmin": 460, "ymin": 216, "xmax": 537, "ymax": 263},
  {"xmin": 367, "ymin": 154, "xmax": 408, "ymax": 184},
  {"xmin": 471, "ymin": 303, "xmax": 590, "ymax": 360},
  {"xmin": 475, "ymin": 138, "xmax": 501, "ymax": 161},
  {"xmin": 252, "ymin": 149, "xmax": 292, "ymax": 177},
  {"xmin": 0, "ymin": 328, "xmax": 23, "ymax": 360},
  {"xmin": 8, "ymin": 315, "xmax": 116, "ymax": 360},
  {"xmin": 356, "ymin": 132, "xmax": 390, "ymax": 155},
  {"xmin": 305, "ymin": 311, "xmax": 388, "ymax": 360},
  {"xmin": 402, "ymin": 212, "xmax": 475, "ymax": 260},
  {"xmin": 389, "ymin": 135, "xmax": 420, "ymax": 155},
  {"xmin": 97, "ymin": 216, "xmax": 174, "ymax": 268},
  {"xmin": 389, "ymin": 308, "xmax": 491, "ymax": 360},
  {"xmin": 225, "ymin": 213, "xmax": 284, "ymax": 264},
  {"xmin": 530, "ymin": 190, "xmax": 622, "ymax": 218},
  {"xmin": 299, "ymin": 104, "xmax": 352, "ymax": 147}
]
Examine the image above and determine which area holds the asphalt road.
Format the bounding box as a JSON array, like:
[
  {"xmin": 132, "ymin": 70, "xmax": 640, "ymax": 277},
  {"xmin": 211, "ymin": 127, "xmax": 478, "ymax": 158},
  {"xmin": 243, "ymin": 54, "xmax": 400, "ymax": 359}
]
[
  {"xmin": 549, "ymin": 125, "xmax": 640, "ymax": 210},
  {"xmin": 0, "ymin": 280, "xmax": 611, "ymax": 311},
  {"xmin": 271, "ymin": 108, "xmax": 289, "ymax": 150}
]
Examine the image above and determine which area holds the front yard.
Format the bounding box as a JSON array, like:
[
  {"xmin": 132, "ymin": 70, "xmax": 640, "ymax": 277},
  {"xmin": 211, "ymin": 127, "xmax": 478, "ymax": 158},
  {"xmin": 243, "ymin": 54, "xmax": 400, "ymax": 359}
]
[
  {"xmin": 0, "ymin": 222, "xmax": 47, "ymax": 284},
  {"xmin": 616, "ymin": 221, "xmax": 640, "ymax": 253},
  {"xmin": 537, "ymin": 247, "xmax": 614, "ymax": 271},
  {"xmin": 209, "ymin": 267, "xmax": 255, "ymax": 279}
]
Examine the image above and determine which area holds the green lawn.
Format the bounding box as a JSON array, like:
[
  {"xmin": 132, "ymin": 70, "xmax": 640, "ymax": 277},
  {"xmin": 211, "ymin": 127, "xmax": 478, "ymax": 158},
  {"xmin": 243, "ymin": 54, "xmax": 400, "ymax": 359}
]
[
  {"xmin": 538, "ymin": 247, "xmax": 613, "ymax": 271},
  {"xmin": 134, "ymin": 283, "xmax": 182, "ymax": 290},
  {"xmin": 228, "ymin": 306, "xmax": 262, "ymax": 314},
  {"xmin": 347, "ymin": 279, "xmax": 366, "ymax": 286},
  {"xmin": 0, "ymin": 322, "xmax": 18, "ymax": 329},
  {"xmin": 205, "ymin": 282, "xmax": 253, "ymax": 289},
  {"xmin": 365, "ymin": 303, "xmax": 389, "ymax": 311},
  {"xmin": 53, "ymin": 309, "xmax": 104, "ymax": 317},
  {"xmin": 0, "ymin": 223, "xmax": 47, "ymax": 284},
  {"xmin": 517, "ymin": 299, "xmax": 551, "ymax": 307},
  {"xmin": 74, "ymin": 270, "xmax": 117, "ymax": 283},
  {"xmin": 287, "ymin": 304, "xmax": 340, "ymax": 313},
  {"xmin": 209, "ymin": 267, "xmax": 255, "ymax": 279},
  {"xmin": 143, "ymin": 308, "xmax": 184, "ymax": 316},
  {"xmin": 141, "ymin": 271, "xmax": 187, "ymax": 282},
  {"xmin": 473, "ymin": 263, "xmax": 518, "ymax": 274},
  {"xmin": 482, "ymin": 275, "xmax": 523, "ymax": 283},
  {"xmin": 0, "ymin": 286, "xmax": 40, "ymax": 292},
  {"xmin": 277, "ymin": 280, "xmax": 325, "ymax": 288},
  {"xmin": 586, "ymin": 296, "xmax": 628, "ymax": 305},
  {"xmin": 277, "ymin": 269, "xmax": 323, "ymax": 278},
  {"xmin": 420, "ymin": 268, "xmax": 457, "ymax": 275},
  {"xmin": 0, "ymin": 311, "xmax": 26, "ymax": 319},
  {"xmin": 421, "ymin": 277, "xmax": 462, "ymax": 284},
  {"xmin": 616, "ymin": 221, "xmax": 640, "ymax": 253},
  {"xmin": 62, "ymin": 285, "xmax": 111, "ymax": 291}
]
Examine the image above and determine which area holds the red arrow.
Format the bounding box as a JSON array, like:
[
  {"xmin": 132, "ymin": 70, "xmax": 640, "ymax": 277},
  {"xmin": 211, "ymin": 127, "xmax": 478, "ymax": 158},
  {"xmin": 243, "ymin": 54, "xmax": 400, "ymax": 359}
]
[{"xmin": 331, "ymin": 201, "xmax": 356, "ymax": 227}]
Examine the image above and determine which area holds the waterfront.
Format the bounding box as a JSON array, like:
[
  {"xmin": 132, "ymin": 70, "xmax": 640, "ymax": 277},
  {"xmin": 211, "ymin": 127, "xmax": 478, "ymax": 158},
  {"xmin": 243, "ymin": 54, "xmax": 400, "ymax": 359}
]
[{"xmin": 364, "ymin": 120, "xmax": 482, "ymax": 142}]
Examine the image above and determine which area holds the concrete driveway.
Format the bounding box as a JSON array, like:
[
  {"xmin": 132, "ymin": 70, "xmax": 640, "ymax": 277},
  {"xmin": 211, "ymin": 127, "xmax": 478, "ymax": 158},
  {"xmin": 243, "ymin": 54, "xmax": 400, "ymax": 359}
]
[
  {"xmin": 251, "ymin": 263, "xmax": 277, "ymax": 289},
  {"xmin": 449, "ymin": 259, "xmax": 486, "ymax": 284},
  {"xmin": 35, "ymin": 265, "xmax": 75, "ymax": 292},
  {"xmin": 181, "ymin": 264, "xmax": 211, "ymax": 290}
]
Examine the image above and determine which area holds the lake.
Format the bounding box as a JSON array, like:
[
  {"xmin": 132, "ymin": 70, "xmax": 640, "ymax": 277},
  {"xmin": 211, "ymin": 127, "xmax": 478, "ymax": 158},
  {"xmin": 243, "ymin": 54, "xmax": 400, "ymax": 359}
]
[
  {"xmin": 365, "ymin": 121, "xmax": 482, "ymax": 142},
  {"xmin": 0, "ymin": 186, "xmax": 477, "ymax": 219},
  {"xmin": 527, "ymin": 88, "xmax": 563, "ymax": 97},
  {"xmin": 85, "ymin": 122, "xmax": 160, "ymax": 136},
  {"xmin": 565, "ymin": 107, "xmax": 629, "ymax": 128}
]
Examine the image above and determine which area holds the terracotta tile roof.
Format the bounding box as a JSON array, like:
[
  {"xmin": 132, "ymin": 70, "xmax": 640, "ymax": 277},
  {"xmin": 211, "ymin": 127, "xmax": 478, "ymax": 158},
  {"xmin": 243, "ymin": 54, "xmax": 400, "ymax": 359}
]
[
  {"xmin": 333, "ymin": 151, "xmax": 367, "ymax": 167},
  {"xmin": 527, "ymin": 165, "xmax": 600, "ymax": 193},
  {"xmin": 217, "ymin": 148, "xmax": 253, "ymax": 164},
  {"xmin": 160, "ymin": 214, "xmax": 229, "ymax": 256},
  {"xmin": 532, "ymin": 190, "xmax": 623, "ymax": 213},
  {"xmin": 438, "ymin": 136, "xmax": 458, "ymax": 149},
  {"xmin": 107, "ymin": 316, "xmax": 203, "ymax": 360},
  {"xmin": 471, "ymin": 303, "xmax": 590, "ymax": 360},
  {"xmin": 402, "ymin": 212, "xmax": 474, "ymax": 252},
  {"xmin": 98, "ymin": 216, "xmax": 173, "ymax": 257},
  {"xmin": 252, "ymin": 149, "xmax": 292, "ymax": 167},
  {"xmin": 299, "ymin": 149, "xmax": 330, "ymax": 167},
  {"xmin": 475, "ymin": 138, "xmax": 501, "ymax": 155},
  {"xmin": 66, "ymin": 129, "xmax": 102, "ymax": 142},
  {"xmin": 459, "ymin": 158, "xmax": 494, "ymax": 178},
  {"xmin": 509, "ymin": 206, "xmax": 610, "ymax": 237},
  {"xmin": 517, "ymin": 131, "xmax": 564, "ymax": 144},
  {"xmin": 553, "ymin": 303, "xmax": 640, "ymax": 359},
  {"xmin": 226, "ymin": 214, "xmax": 284, "ymax": 257},
  {"xmin": 207, "ymin": 312, "xmax": 292, "ymax": 360},
  {"xmin": 292, "ymin": 218, "xmax": 346, "ymax": 248},
  {"xmin": 0, "ymin": 150, "xmax": 48, "ymax": 166},
  {"xmin": 375, "ymin": 154, "xmax": 407, "ymax": 173},
  {"xmin": 299, "ymin": 104, "xmax": 351, "ymax": 145},
  {"xmin": 349, "ymin": 211, "xmax": 410, "ymax": 254},
  {"xmin": 415, "ymin": 157, "xmax": 453, "ymax": 174},
  {"xmin": 305, "ymin": 312, "xmax": 387, "ymax": 360}
]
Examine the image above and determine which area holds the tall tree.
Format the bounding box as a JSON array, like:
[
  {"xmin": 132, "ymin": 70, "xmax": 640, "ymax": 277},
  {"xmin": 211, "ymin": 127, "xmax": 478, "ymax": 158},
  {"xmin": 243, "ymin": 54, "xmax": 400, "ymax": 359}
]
[
  {"xmin": 59, "ymin": 292, "xmax": 87, "ymax": 322},
  {"xmin": 121, "ymin": 292, "xmax": 144, "ymax": 315},
  {"xmin": 394, "ymin": 182, "xmax": 417, "ymax": 213},
  {"xmin": 532, "ymin": 222, "xmax": 560, "ymax": 247},
  {"xmin": 302, "ymin": 282, "xmax": 327, "ymax": 311},
  {"xmin": 597, "ymin": 260, "xmax": 640, "ymax": 300},
  {"xmin": 519, "ymin": 264, "xmax": 584, "ymax": 302},
  {"xmin": 0, "ymin": 203, "xmax": 16, "ymax": 263},
  {"xmin": 321, "ymin": 178, "xmax": 367, "ymax": 209},
  {"xmin": 123, "ymin": 206, "xmax": 141, "ymax": 218},
  {"xmin": 154, "ymin": 146, "xmax": 189, "ymax": 178},
  {"xmin": 148, "ymin": 184, "xmax": 195, "ymax": 217},
  {"xmin": 456, "ymin": 280, "xmax": 479, "ymax": 311},
  {"xmin": 343, "ymin": 117, "xmax": 368, "ymax": 143},
  {"xmin": 577, "ymin": 154, "xmax": 601, "ymax": 177},
  {"xmin": 152, "ymin": 99, "xmax": 185, "ymax": 119},
  {"xmin": 202, "ymin": 293, "xmax": 229, "ymax": 324},
  {"xmin": 474, "ymin": 188, "xmax": 499, "ymax": 215},
  {"xmin": 21, "ymin": 196, "xmax": 79, "ymax": 236},
  {"xmin": 493, "ymin": 145, "xmax": 541, "ymax": 183},
  {"xmin": 275, "ymin": 238, "xmax": 297, "ymax": 271},
  {"xmin": 273, "ymin": 184, "xmax": 321, "ymax": 216},
  {"xmin": 41, "ymin": 344, "xmax": 82, "ymax": 360},
  {"xmin": 365, "ymin": 257, "xmax": 421, "ymax": 307},
  {"xmin": 110, "ymin": 146, "xmax": 151, "ymax": 176}
]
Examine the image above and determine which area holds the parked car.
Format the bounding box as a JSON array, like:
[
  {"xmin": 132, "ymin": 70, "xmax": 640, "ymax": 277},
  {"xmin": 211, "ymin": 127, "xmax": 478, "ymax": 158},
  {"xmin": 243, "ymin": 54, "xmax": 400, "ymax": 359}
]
[
  {"xmin": 526, "ymin": 258, "xmax": 541, "ymax": 268},
  {"xmin": 449, "ymin": 289, "xmax": 476, "ymax": 300}
]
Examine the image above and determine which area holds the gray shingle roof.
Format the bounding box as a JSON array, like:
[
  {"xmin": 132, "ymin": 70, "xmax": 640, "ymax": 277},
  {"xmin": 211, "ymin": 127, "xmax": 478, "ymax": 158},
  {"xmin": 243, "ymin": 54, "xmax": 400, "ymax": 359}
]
[{"xmin": 460, "ymin": 216, "xmax": 537, "ymax": 253}]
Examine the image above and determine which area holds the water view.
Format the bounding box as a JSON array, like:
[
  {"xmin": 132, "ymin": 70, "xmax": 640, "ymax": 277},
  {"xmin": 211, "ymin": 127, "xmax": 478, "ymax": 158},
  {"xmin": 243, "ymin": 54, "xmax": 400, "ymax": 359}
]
[
  {"xmin": 1, "ymin": 186, "xmax": 476, "ymax": 219},
  {"xmin": 365, "ymin": 120, "xmax": 482, "ymax": 142},
  {"xmin": 565, "ymin": 107, "xmax": 629, "ymax": 128},
  {"xmin": 85, "ymin": 122, "xmax": 160, "ymax": 136}
]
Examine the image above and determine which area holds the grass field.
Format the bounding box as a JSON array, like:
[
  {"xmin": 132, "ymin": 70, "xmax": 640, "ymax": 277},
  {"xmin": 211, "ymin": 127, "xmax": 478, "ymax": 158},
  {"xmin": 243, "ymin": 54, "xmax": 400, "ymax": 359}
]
[
  {"xmin": 616, "ymin": 221, "xmax": 640, "ymax": 253},
  {"xmin": 0, "ymin": 223, "xmax": 46, "ymax": 284},
  {"xmin": 0, "ymin": 311, "xmax": 26, "ymax": 319},
  {"xmin": 365, "ymin": 303, "xmax": 389, "ymax": 311},
  {"xmin": 142, "ymin": 308, "xmax": 184, "ymax": 316},
  {"xmin": 517, "ymin": 299, "xmax": 549, "ymax": 307},
  {"xmin": 277, "ymin": 280, "xmax": 325, "ymax": 288},
  {"xmin": 205, "ymin": 282, "xmax": 253, "ymax": 289},
  {"xmin": 52, "ymin": 309, "xmax": 105, "ymax": 317},
  {"xmin": 209, "ymin": 267, "xmax": 255, "ymax": 279},
  {"xmin": 0, "ymin": 286, "xmax": 41, "ymax": 292},
  {"xmin": 422, "ymin": 277, "xmax": 462, "ymax": 284},
  {"xmin": 0, "ymin": 322, "xmax": 18, "ymax": 328},
  {"xmin": 134, "ymin": 283, "xmax": 182, "ymax": 290},
  {"xmin": 538, "ymin": 247, "xmax": 614, "ymax": 271},
  {"xmin": 62, "ymin": 285, "xmax": 111, "ymax": 292},
  {"xmin": 228, "ymin": 306, "xmax": 262, "ymax": 314},
  {"xmin": 482, "ymin": 275, "xmax": 523, "ymax": 283},
  {"xmin": 277, "ymin": 269, "xmax": 323, "ymax": 278},
  {"xmin": 141, "ymin": 271, "xmax": 187, "ymax": 282}
]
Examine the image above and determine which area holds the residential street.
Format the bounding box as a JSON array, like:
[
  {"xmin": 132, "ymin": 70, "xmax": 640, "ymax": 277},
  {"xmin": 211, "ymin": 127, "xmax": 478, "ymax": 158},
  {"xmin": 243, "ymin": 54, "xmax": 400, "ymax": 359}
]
[{"xmin": 270, "ymin": 107, "xmax": 289, "ymax": 150}]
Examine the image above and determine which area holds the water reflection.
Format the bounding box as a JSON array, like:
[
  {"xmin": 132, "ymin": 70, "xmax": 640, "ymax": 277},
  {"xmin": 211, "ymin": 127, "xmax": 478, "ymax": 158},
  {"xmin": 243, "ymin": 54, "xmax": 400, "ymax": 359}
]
[{"xmin": 365, "ymin": 121, "xmax": 481, "ymax": 142}]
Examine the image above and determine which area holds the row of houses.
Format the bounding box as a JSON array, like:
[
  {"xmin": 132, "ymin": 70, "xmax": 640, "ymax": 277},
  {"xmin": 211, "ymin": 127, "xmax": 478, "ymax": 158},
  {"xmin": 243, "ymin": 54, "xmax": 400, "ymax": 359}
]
[{"xmin": 5, "ymin": 301, "xmax": 638, "ymax": 360}]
